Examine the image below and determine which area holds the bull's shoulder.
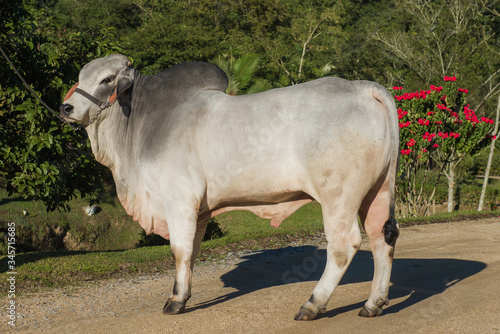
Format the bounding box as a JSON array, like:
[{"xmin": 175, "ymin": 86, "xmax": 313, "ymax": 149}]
[{"xmin": 157, "ymin": 62, "xmax": 228, "ymax": 92}]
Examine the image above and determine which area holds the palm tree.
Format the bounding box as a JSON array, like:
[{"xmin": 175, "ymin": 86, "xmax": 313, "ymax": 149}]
[{"xmin": 211, "ymin": 54, "xmax": 270, "ymax": 95}]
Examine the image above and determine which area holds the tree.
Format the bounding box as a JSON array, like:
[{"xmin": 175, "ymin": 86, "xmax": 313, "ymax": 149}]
[
  {"xmin": 478, "ymin": 93, "xmax": 500, "ymax": 211},
  {"xmin": 372, "ymin": 0, "xmax": 500, "ymax": 102},
  {"xmin": 476, "ymin": 0, "xmax": 500, "ymax": 210},
  {"xmin": 263, "ymin": 1, "xmax": 349, "ymax": 85},
  {"xmin": 0, "ymin": 0, "xmax": 119, "ymax": 210},
  {"xmin": 210, "ymin": 54, "xmax": 270, "ymax": 95}
]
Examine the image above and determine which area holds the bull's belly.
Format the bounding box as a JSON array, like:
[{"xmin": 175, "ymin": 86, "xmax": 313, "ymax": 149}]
[{"xmin": 205, "ymin": 193, "xmax": 314, "ymax": 229}]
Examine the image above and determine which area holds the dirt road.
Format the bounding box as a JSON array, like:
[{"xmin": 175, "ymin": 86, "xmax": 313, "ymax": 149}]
[{"xmin": 3, "ymin": 219, "xmax": 500, "ymax": 334}]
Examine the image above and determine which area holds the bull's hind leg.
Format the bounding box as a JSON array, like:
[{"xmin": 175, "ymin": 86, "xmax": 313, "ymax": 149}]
[
  {"xmin": 295, "ymin": 207, "xmax": 362, "ymax": 321},
  {"xmin": 358, "ymin": 179, "xmax": 399, "ymax": 317}
]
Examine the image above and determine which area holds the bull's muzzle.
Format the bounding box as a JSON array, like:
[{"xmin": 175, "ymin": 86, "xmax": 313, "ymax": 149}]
[{"xmin": 59, "ymin": 103, "xmax": 74, "ymax": 117}]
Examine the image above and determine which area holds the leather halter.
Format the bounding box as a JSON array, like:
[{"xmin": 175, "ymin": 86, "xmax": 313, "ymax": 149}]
[
  {"xmin": 63, "ymin": 83, "xmax": 118, "ymax": 127},
  {"xmin": 64, "ymin": 83, "xmax": 117, "ymax": 107}
]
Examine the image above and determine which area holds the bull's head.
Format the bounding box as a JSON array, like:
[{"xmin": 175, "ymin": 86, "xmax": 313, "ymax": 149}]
[{"xmin": 60, "ymin": 54, "xmax": 134, "ymax": 125}]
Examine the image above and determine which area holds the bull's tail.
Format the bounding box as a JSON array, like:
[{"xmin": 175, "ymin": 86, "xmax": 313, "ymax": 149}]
[{"xmin": 371, "ymin": 84, "xmax": 400, "ymax": 246}]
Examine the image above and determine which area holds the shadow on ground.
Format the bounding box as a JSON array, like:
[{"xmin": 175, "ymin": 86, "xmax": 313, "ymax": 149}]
[{"xmin": 189, "ymin": 246, "xmax": 486, "ymax": 316}]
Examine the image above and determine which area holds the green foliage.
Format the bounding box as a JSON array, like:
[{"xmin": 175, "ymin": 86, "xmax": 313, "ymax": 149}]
[
  {"xmin": 53, "ymin": 0, "xmax": 142, "ymax": 37},
  {"xmin": 211, "ymin": 54, "xmax": 270, "ymax": 95},
  {"xmin": 115, "ymin": 0, "xmax": 354, "ymax": 85},
  {"xmin": 0, "ymin": 0, "xmax": 120, "ymax": 211},
  {"xmin": 374, "ymin": 0, "xmax": 500, "ymax": 111}
]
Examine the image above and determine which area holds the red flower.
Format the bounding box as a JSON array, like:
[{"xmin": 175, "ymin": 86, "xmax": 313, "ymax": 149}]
[
  {"xmin": 444, "ymin": 76, "xmax": 457, "ymax": 82},
  {"xmin": 427, "ymin": 111, "xmax": 435, "ymax": 116},
  {"xmin": 397, "ymin": 108, "xmax": 408, "ymax": 119},
  {"xmin": 436, "ymin": 103, "xmax": 449, "ymax": 110},
  {"xmin": 430, "ymin": 85, "xmax": 443, "ymax": 92},
  {"xmin": 458, "ymin": 88, "xmax": 468, "ymax": 93},
  {"xmin": 399, "ymin": 121, "xmax": 412, "ymax": 128},
  {"xmin": 422, "ymin": 132, "xmax": 436, "ymax": 142},
  {"xmin": 433, "ymin": 144, "xmax": 439, "ymax": 148},
  {"xmin": 418, "ymin": 118, "xmax": 430, "ymax": 126},
  {"xmin": 435, "ymin": 121, "xmax": 442, "ymax": 125},
  {"xmin": 401, "ymin": 149, "xmax": 412, "ymax": 155},
  {"xmin": 480, "ymin": 117, "xmax": 494, "ymax": 124},
  {"xmin": 407, "ymin": 138, "xmax": 416, "ymax": 147}
]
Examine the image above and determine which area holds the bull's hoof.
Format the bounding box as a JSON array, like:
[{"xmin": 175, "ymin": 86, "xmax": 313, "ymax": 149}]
[
  {"xmin": 294, "ymin": 307, "xmax": 317, "ymax": 321},
  {"xmin": 358, "ymin": 306, "xmax": 383, "ymax": 317},
  {"xmin": 162, "ymin": 298, "xmax": 186, "ymax": 315}
]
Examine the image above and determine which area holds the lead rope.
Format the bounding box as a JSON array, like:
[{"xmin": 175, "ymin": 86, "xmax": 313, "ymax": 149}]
[
  {"xmin": 84, "ymin": 101, "xmax": 112, "ymax": 127},
  {"xmin": 0, "ymin": 44, "xmax": 82, "ymax": 131}
]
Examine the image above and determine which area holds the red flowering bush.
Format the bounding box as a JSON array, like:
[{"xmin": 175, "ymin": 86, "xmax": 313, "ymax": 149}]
[
  {"xmin": 393, "ymin": 77, "xmax": 494, "ymax": 216},
  {"xmin": 395, "ymin": 78, "xmax": 492, "ymax": 172}
]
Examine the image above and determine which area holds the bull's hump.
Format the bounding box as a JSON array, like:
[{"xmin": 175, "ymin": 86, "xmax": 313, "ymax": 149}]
[{"xmin": 158, "ymin": 62, "xmax": 228, "ymax": 93}]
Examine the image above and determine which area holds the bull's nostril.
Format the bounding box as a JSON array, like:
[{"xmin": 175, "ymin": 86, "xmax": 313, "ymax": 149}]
[{"xmin": 59, "ymin": 104, "xmax": 74, "ymax": 115}]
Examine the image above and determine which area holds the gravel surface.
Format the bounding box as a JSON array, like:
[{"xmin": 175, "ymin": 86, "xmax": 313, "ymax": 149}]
[{"xmin": 2, "ymin": 218, "xmax": 500, "ymax": 334}]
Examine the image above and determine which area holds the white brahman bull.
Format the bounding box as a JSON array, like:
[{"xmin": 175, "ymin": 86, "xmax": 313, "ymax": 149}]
[{"xmin": 60, "ymin": 54, "xmax": 399, "ymax": 320}]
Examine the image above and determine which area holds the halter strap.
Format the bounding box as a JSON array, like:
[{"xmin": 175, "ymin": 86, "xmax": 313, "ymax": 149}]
[
  {"xmin": 64, "ymin": 83, "xmax": 116, "ymax": 107},
  {"xmin": 62, "ymin": 83, "xmax": 119, "ymax": 128},
  {"xmin": 74, "ymin": 88, "xmax": 105, "ymax": 106}
]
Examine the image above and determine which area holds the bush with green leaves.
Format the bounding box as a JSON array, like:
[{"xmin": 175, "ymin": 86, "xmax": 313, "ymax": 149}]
[{"xmin": 1, "ymin": 1, "xmax": 120, "ymax": 211}]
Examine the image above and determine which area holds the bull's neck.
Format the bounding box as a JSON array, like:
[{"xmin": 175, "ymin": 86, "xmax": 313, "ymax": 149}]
[
  {"xmin": 84, "ymin": 107, "xmax": 123, "ymax": 172},
  {"xmin": 84, "ymin": 70, "xmax": 144, "ymax": 172}
]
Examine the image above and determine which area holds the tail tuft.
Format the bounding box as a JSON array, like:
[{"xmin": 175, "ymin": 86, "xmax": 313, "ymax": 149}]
[{"xmin": 382, "ymin": 218, "xmax": 399, "ymax": 246}]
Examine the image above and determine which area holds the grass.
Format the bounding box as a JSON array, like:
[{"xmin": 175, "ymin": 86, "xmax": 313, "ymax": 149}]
[{"xmin": 0, "ymin": 184, "xmax": 142, "ymax": 253}]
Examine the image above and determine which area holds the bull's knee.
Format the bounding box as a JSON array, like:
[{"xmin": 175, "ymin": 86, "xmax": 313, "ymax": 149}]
[{"xmin": 382, "ymin": 218, "xmax": 399, "ymax": 247}]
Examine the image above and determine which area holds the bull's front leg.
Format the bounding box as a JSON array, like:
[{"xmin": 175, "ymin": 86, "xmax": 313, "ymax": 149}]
[{"xmin": 162, "ymin": 206, "xmax": 207, "ymax": 315}]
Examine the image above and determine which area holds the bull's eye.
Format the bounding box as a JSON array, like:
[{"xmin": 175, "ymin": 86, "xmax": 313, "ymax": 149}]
[{"xmin": 100, "ymin": 77, "xmax": 114, "ymax": 85}]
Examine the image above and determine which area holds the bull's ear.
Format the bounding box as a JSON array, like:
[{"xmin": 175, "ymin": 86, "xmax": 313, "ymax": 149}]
[
  {"xmin": 109, "ymin": 67, "xmax": 134, "ymax": 104},
  {"xmin": 117, "ymin": 67, "xmax": 134, "ymax": 95}
]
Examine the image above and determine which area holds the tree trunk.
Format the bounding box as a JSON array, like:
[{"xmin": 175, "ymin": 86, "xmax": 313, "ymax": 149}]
[
  {"xmin": 478, "ymin": 93, "xmax": 500, "ymax": 211},
  {"xmin": 447, "ymin": 162, "xmax": 456, "ymax": 212}
]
